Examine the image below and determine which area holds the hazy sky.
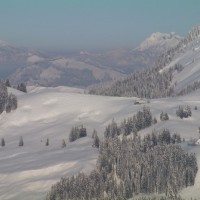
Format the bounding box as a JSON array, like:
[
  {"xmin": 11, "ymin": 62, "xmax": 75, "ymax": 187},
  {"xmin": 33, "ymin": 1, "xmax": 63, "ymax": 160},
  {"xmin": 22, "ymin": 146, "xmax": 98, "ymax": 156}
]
[{"xmin": 0, "ymin": 0, "xmax": 200, "ymax": 51}]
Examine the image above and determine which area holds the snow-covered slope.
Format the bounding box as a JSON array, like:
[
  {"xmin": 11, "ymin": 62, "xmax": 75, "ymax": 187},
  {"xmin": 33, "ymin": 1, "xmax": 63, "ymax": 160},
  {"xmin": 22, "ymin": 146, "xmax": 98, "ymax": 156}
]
[
  {"xmin": 1, "ymin": 86, "xmax": 200, "ymax": 199},
  {"xmin": 0, "ymin": 87, "xmax": 137, "ymax": 200},
  {"xmin": 160, "ymin": 25, "xmax": 200, "ymax": 94}
]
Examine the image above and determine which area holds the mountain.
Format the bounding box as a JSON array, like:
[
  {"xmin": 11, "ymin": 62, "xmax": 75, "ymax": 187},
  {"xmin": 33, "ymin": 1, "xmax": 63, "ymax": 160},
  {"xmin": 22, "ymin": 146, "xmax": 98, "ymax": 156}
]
[
  {"xmin": 7, "ymin": 32, "xmax": 181, "ymax": 87},
  {"xmin": 10, "ymin": 57, "xmax": 124, "ymax": 87},
  {"xmin": 0, "ymin": 40, "xmax": 29, "ymax": 77},
  {"xmin": 73, "ymin": 32, "xmax": 181, "ymax": 74},
  {"xmin": 136, "ymin": 32, "xmax": 182, "ymax": 51},
  {"xmin": 89, "ymin": 25, "xmax": 200, "ymax": 98}
]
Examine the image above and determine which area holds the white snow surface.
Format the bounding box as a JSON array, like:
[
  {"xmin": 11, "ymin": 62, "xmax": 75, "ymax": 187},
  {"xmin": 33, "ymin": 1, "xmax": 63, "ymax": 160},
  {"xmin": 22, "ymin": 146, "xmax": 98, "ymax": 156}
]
[
  {"xmin": 0, "ymin": 86, "xmax": 137, "ymax": 200},
  {"xmin": 1, "ymin": 86, "xmax": 200, "ymax": 199},
  {"xmin": 161, "ymin": 37, "xmax": 200, "ymax": 94}
]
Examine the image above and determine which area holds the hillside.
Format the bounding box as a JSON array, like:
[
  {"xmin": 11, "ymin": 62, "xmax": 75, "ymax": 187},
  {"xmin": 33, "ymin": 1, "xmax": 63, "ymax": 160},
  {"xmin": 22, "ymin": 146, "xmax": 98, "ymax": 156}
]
[
  {"xmin": 0, "ymin": 86, "xmax": 200, "ymax": 199},
  {"xmin": 74, "ymin": 32, "xmax": 181, "ymax": 74},
  {"xmin": 89, "ymin": 25, "xmax": 200, "ymax": 98},
  {"xmin": 0, "ymin": 41, "xmax": 29, "ymax": 77},
  {"xmin": 161, "ymin": 25, "xmax": 200, "ymax": 94},
  {"xmin": 9, "ymin": 57, "xmax": 124, "ymax": 87}
]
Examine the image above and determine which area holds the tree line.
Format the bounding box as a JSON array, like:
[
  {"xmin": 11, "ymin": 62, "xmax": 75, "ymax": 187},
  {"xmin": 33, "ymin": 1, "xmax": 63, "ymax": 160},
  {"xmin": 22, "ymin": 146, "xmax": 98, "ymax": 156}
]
[
  {"xmin": 104, "ymin": 106, "xmax": 153, "ymax": 138},
  {"xmin": 46, "ymin": 129, "xmax": 197, "ymax": 200}
]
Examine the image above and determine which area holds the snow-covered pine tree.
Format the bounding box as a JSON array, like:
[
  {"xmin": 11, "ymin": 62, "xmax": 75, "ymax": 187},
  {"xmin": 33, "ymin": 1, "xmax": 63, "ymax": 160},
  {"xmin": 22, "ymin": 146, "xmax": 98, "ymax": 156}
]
[
  {"xmin": 46, "ymin": 138, "xmax": 49, "ymax": 146},
  {"xmin": 1, "ymin": 138, "xmax": 5, "ymax": 147},
  {"xmin": 0, "ymin": 82, "xmax": 8, "ymax": 114},
  {"xmin": 79, "ymin": 125, "xmax": 87, "ymax": 138},
  {"xmin": 19, "ymin": 136, "xmax": 24, "ymax": 146},
  {"xmin": 17, "ymin": 82, "xmax": 27, "ymax": 93},
  {"xmin": 62, "ymin": 139, "xmax": 66, "ymax": 148},
  {"xmin": 5, "ymin": 79, "xmax": 11, "ymax": 87}
]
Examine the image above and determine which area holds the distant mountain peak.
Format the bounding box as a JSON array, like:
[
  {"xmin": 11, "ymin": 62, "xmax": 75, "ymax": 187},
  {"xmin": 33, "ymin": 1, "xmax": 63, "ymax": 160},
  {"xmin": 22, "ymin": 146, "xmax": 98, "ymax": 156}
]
[
  {"xmin": 79, "ymin": 51, "xmax": 90, "ymax": 55},
  {"xmin": 136, "ymin": 32, "xmax": 182, "ymax": 51}
]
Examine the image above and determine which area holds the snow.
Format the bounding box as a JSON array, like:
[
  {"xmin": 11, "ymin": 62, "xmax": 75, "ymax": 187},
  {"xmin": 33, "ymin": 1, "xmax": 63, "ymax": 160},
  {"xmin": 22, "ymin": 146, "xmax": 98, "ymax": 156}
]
[
  {"xmin": 27, "ymin": 55, "xmax": 44, "ymax": 63},
  {"xmin": 0, "ymin": 87, "xmax": 136, "ymax": 200},
  {"xmin": 161, "ymin": 37, "xmax": 200, "ymax": 94},
  {"xmin": 196, "ymin": 139, "xmax": 200, "ymax": 145},
  {"xmin": 1, "ymin": 86, "xmax": 200, "ymax": 199},
  {"xmin": 136, "ymin": 32, "xmax": 182, "ymax": 51}
]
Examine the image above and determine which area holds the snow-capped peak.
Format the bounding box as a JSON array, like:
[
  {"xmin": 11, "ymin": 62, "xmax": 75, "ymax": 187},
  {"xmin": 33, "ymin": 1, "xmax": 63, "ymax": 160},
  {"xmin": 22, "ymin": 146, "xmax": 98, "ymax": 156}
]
[{"xmin": 136, "ymin": 32, "xmax": 182, "ymax": 51}]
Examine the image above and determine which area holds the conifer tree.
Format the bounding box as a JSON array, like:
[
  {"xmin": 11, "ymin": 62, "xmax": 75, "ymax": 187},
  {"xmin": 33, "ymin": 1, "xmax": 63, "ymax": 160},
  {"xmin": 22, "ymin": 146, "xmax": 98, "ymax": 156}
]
[
  {"xmin": 92, "ymin": 129, "xmax": 98, "ymax": 139},
  {"xmin": 19, "ymin": 136, "xmax": 24, "ymax": 146},
  {"xmin": 46, "ymin": 138, "xmax": 49, "ymax": 146},
  {"xmin": 17, "ymin": 83, "xmax": 27, "ymax": 93},
  {"xmin": 62, "ymin": 139, "xmax": 66, "ymax": 148},
  {"xmin": 1, "ymin": 138, "xmax": 5, "ymax": 147},
  {"xmin": 93, "ymin": 133, "xmax": 100, "ymax": 148},
  {"xmin": 5, "ymin": 79, "xmax": 11, "ymax": 87}
]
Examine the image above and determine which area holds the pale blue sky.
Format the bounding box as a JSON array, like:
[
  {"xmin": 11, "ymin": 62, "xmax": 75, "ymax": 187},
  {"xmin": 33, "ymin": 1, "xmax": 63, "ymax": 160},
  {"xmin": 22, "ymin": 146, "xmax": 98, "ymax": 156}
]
[{"xmin": 0, "ymin": 0, "xmax": 200, "ymax": 51}]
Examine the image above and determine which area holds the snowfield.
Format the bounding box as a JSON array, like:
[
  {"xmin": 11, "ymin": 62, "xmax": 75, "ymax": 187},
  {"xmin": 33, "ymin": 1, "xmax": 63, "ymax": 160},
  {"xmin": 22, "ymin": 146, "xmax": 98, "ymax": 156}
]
[
  {"xmin": 161, "ymin": 35, "xmax": 200, "ymax": 94},
  {"xmin": 1, "ymin": 86, "xmax": 200, "ymax": 199}
]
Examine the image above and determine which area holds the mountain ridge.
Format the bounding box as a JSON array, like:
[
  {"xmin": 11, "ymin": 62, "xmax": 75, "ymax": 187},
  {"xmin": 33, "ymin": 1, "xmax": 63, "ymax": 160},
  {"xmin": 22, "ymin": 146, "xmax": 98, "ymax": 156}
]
[{"xmin": 0, "ymin": 32, "xmax": 181, "ymax": 87}]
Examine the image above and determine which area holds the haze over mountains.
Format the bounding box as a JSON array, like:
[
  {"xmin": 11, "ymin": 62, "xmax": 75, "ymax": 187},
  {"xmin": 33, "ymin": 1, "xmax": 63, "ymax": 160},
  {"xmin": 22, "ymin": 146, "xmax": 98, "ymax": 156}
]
[{"xmin": 0, "ymin": 32, "xmax": 181, "ymax": 87}]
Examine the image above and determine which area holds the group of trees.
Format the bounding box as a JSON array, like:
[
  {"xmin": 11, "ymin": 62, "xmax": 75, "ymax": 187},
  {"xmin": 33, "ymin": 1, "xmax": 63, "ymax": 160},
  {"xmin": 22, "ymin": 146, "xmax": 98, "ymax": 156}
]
[
  {"xmin": 6, "ymin": 93, "xmax": 18, "ymax": 113},
  {"xmin": 133, "ymin": 197, "xmax": 189, "ymax": 200},
  {"xmin": 69, "ymin": 125, "xmax": 87, "ymax": 142},
  {"xmin": 17, "ymin": 82, "xmax": 27, "ymax": 93},
  {"xmin": 1, "ymin": 136, "xmax": 24, "ymax": 147},
  {"xmin": 4, "ymin": 79, "xmax": 27, "ymax": 93},
  {"xmin": 176, "ymin": 105, "xmax": 192, "ymax": 119},
  {"xmin": 88, "ymin": 61, "xmax": 188, "ymax": 99},
  {"xmin": 104, "ymin": 106, "xmax": 153, "ymax": 138},
  {"xmin": 1, "ymin": 123, "xmax": 91, "ymax": 148},
  {"xmin": 160, "ymin": 112, "xmax": 169, "ymax": 121},
  {"xmin": 0, "ymin": 81, "xmax": 18, "ymax": 114},
  {"xmin": 177, "ymin": 80, "xmax": 200, "ymax": 96},
  {"xmin": 89, "ymin": 66, "xmax": 174, "ymax": 98},
  {"xmin": 0, "ymin": 80, "xmax": 28, "ymax": 114},
  {"xmin": 1, "ymin": 137, "xmax": 68, "ymax": 148},
  {"xmin": 46, "ymin": 130, "xmax": 197, "ymax": 200}
]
